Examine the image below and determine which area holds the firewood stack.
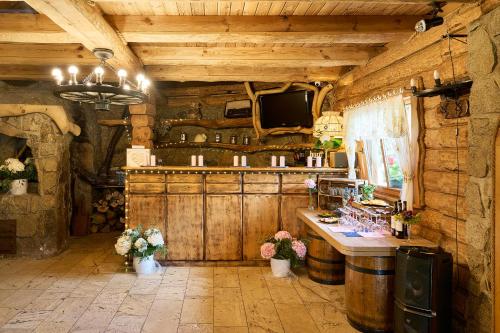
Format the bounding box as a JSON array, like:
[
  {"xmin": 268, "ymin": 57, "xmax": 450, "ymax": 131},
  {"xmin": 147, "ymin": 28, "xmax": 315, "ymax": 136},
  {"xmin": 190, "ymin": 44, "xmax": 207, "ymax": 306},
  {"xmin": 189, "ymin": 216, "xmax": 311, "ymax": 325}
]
[{"xmin": 90, "ymin": 190, "xmax": 125, "ymax": 233}]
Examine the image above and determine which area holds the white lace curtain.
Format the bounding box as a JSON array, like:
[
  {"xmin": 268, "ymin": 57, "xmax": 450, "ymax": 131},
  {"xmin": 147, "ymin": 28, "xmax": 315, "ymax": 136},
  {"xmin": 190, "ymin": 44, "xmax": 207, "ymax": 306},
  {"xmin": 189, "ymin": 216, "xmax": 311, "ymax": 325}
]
[{"xmin": 344, "ymin": 94, "xmax": 415, "ymax": 208}]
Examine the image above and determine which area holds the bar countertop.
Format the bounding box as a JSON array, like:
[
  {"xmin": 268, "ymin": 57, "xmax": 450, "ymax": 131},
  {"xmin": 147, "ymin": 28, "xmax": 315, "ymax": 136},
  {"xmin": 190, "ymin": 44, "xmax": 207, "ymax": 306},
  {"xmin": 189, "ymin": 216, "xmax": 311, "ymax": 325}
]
[
  {"xmin": 123, "ymin": 166, "xmax": 349, "ymax": 173},
  {"xmin": 297, "ymin": 208, "xmax": 437, "ymax": 257}
]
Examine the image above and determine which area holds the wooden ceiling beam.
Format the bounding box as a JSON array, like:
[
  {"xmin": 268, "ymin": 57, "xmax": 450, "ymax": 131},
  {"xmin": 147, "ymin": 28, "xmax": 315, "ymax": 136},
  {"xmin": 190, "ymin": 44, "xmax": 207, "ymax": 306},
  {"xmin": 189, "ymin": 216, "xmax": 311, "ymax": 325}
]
[
  {"xmin": 132, "ymin": 45, "xmax": 383, "ymax": 66},
  {"xmin": 145, "ymin": 65, "xmax": 345, "ymax": 82},
  {"xmin": 108, "ymin": 15, "xmax": 420, "ymax": 44},
  {"xmin": 0, "ymin": 14, "xmax": 77, "ymax": 43},
  {"xmin": 91, "ymin": 0, "xmax": 475, "ymax": 3},
  {"xmin": 0, "ymin": 43, "xmax": 96, "ymax": 65},
  {"xmin": 23, "ymin": 0, "xmax": 142, "ymax": 75}
]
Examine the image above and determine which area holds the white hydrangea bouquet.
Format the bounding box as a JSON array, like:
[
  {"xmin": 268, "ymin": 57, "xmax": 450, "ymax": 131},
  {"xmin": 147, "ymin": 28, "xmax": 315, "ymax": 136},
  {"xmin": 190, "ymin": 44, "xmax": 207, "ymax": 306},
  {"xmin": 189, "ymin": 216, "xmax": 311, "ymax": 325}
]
[
  {"xmin": 0, "ymin": 158, "xmax": 37, "ymax": 193},
  {"xmin": 115, "ymin": 226, "xmax": 167, "ymax": 261}
]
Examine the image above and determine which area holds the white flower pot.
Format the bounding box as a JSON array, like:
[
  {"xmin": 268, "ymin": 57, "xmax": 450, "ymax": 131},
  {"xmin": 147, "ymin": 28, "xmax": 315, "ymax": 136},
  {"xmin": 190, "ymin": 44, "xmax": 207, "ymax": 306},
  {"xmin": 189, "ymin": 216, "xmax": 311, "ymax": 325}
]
[
  {"xmin": 270, "ymin": 258, "xmax": 291, "ymax": 278},
  {"xmin": 10, "ymin": 179, "xmax": 28, "ymax": 195},
  {"xmin": 133, "ymin": 255, "xmax": 160, "ymax": 275}
]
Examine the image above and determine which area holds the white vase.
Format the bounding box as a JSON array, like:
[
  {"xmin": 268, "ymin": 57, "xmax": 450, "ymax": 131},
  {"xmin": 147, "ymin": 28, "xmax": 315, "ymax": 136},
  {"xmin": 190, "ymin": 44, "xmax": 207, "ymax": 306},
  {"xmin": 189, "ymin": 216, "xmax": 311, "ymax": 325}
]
[
  {"xmin": 10, "ymin": 179, "xmax": 28, "ymax": 195},
  {"xmin": 270, "ymin": 258, "xmax": 291, "ymax": 278},
  {"xmin": 133, "ymin": 255, "xmax": 160, "ymax": 275}
]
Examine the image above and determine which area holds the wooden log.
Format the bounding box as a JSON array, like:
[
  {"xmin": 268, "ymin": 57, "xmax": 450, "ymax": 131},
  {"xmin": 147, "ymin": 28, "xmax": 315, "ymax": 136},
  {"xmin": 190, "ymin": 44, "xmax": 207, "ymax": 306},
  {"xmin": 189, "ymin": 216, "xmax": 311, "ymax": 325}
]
[
  {"xmin": 424, "ymin": 148, "xmax": 468, "ymax": 173},
  {"xmin": 424, "ymin": 190, "xmax": 466, "ymax": 220},
  {"xmin": 160, "ymin": 118, "xmax": 253, "ymax": 129},
  {"xmin": 108, "ymin": 15, "xmax": 418, "ymax": 44},
  {"xmin": 166, "ymin": 93, "xmax": 250, "ymax": 107},
  {"xmin": 424, "ymin": 125, "xmax": 468, "ymax": 149},
  {"xmin": 97, "ymin": 119, "xmax": 130, "ymax": 127},
  {"xmin": 130, "ymin": 115, "xmax": 154, "ymax": 127},
  {"xmin": 306, "ymin": 228, "xmax": 345, "ymax": 285},
  {"xmin": 24, "ymin": 0, "xmax": 142, "ymax": 75},
  {"xmin": 129, "ymin": 103, "xmax": 156, "ymax": 116},
  {"xmin": 423, "ymin": 170, "xmax": 468, "ymax": 196},
  {"xmin": 345, "ymin": 255, "xmax": 395, "ymax": 332},
  {"xmin": 132, "ymin": 126, "xmax": 154, "ymax": 141}
]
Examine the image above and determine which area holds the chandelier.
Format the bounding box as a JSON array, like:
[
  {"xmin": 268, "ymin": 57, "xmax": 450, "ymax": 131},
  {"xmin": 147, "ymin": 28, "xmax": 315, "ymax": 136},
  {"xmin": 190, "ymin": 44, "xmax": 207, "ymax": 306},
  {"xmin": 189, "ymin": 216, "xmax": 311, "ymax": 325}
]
[
  {"xmin": 51, "ymin": 48, "xmax": 150, "ymax": 111},
  {"xmin": 313, "ymin": 111, "xmax": 344, "ymax": 139}
]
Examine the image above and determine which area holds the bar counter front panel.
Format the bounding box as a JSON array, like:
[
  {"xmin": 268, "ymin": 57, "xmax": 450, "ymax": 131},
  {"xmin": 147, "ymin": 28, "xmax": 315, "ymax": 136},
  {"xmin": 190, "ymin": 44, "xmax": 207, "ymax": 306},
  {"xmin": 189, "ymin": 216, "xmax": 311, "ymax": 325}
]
[{"xmin": 124, "ymin": 166, "xmax": 347, "ymax": 261}]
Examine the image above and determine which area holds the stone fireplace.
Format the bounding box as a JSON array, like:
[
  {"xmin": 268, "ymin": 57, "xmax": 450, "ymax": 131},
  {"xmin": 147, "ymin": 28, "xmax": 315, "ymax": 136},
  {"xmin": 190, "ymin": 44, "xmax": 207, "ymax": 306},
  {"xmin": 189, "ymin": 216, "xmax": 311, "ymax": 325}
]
[{"xmin": 0, "ymin": 110, "xmax": 74, "ymax": 257}]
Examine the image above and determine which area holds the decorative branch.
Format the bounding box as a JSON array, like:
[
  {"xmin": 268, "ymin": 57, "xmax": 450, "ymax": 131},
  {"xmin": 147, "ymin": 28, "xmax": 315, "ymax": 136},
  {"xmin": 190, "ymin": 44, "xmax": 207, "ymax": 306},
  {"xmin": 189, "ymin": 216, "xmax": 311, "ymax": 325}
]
[
  {"xmin": 155, "ymin": 141, "xmax": 314, "ymax": 153},
  {"xmin": 160, "ymin": 118, "xmax": 253, "ymax": 129},
  {"xmin": 97, "ymin": 119, "xmax": 130, "ymax": 127}
]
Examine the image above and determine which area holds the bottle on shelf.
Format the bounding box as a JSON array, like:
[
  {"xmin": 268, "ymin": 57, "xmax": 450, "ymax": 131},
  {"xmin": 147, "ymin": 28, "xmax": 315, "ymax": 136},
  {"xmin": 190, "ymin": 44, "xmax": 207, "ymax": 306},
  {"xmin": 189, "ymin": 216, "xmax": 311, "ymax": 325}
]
[
  {"xmin": 391, "ymin": 201, "xmax": 398, "ymax": 236},
  {"xmin": 402, "ymin": 200, "xmax": 408, "ymax": 239},
  {"xmin": 395, "ymin": 200, "xmax": 404, "ymax": 239}
]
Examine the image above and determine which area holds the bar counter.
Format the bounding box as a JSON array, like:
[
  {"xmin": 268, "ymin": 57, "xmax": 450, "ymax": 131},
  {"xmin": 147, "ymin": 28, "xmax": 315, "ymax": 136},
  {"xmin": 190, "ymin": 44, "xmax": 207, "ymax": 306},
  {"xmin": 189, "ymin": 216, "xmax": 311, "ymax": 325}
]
[{"xmin": 123, "ymin": 166, "xmax": 347, "ymax": 261}]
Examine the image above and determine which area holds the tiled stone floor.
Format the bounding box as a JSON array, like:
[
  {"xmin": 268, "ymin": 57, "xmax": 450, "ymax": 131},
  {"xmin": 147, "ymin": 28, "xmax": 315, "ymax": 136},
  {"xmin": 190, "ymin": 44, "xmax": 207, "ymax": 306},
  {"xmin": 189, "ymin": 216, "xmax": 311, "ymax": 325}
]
[{"xmin": 0, "ymin": 234, "xmax": 359, "ymax": 333}]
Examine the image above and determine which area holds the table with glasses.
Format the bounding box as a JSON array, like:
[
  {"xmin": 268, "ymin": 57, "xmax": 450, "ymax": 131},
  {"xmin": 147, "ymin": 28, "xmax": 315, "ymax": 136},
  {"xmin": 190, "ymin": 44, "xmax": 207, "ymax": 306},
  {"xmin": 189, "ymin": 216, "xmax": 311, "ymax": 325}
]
[{"xmin": 297, "ymin": 208, "xmax": 436, "ymax": 333}]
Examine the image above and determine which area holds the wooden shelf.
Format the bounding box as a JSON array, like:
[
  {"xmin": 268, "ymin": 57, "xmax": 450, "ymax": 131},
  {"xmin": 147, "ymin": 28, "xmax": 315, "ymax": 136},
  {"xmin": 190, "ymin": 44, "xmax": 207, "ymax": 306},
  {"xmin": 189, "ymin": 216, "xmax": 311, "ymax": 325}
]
[
  {"xmin": 155, "ymin": 141, "xmax": 314, "ymax": 153},
  {"xmin": 160, "ymin": 118, "xmax": 253, "ymax": 129}
]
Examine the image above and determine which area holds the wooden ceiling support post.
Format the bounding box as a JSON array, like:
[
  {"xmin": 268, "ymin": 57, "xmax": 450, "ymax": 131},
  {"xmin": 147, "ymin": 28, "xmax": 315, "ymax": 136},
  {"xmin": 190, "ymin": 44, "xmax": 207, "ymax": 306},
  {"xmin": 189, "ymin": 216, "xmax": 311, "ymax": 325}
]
[{"xmin": 129, "ymin": 103, "xmax": 155, "ymax": 149}]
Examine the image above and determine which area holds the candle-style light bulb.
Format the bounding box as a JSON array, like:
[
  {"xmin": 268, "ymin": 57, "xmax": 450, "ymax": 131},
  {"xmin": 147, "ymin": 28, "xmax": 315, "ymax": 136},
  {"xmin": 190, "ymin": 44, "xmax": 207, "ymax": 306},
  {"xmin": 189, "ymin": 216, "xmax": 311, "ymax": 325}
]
[
  {"xmin": 94, "ymin": 66, "xmax": 104, "ymax": 84},
  {"xmin": 136, "ymin": 73, "xmax": 145, "ymax": 88},
  {"xmin": 410, "ymin": 78, "xmax": 417, "ymax": 94},
  {"xmin": 433, "ymin": 70, "xmax": 441, "ymax": 86},
  {"xmin": 141, "ymin": 79, "xmax": 150, "ymax": 93},
  {"xmin": 51, "ymin": 68, "xmax": 63, "ymax": 85},
  {"xmin": 117, "ymin": 69, "xmax": 127, "ymax": 87},
  {"xmin": 68, "ymin": 65, "xmax": 78, "ymax": 85}
]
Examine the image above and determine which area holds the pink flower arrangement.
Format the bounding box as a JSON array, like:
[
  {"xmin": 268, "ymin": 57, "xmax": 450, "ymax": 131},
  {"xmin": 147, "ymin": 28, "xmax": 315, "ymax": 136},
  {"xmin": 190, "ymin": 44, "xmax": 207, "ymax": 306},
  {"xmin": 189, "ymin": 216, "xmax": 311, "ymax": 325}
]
[
  {"xmin": 274, "ymin": 230, "xmax": 292, "ymax": 241},
  {"xmin": 292, "ymin": 240, "xmax": 307, "ymax": 259},
  {"xmin": 260, "ymin": 242, "xmax": 276, "ymax": 260},
  {"xmin": 260, "ymin": 230, "xmax": 308, "ymax": 267},
  {"xmin": 304, "ymin": 178, "xmax": 316, "ymax": 190}
]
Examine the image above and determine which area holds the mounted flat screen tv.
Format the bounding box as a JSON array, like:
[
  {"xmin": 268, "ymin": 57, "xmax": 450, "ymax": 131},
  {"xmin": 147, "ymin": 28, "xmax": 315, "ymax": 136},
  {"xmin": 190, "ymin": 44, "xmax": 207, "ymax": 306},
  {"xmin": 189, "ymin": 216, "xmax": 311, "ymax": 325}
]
[{"xmin": 258, "ymin": 90, "xmax": 314, "ymax": 129}]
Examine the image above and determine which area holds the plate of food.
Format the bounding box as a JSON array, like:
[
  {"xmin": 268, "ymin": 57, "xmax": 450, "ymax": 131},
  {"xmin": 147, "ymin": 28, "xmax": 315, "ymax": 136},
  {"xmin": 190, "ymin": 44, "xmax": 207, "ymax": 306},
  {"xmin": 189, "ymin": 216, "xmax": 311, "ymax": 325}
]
[
  {"xmin": 360, "ymin": 199, "xmax": 390, "ymax": 207},
  {"xmin": 318, "ymin": 212, "xmax": 336, "ymax": 218},
  {"xmin": 318, "ymin": 217, "xmax": 339, "ymax": 224}
]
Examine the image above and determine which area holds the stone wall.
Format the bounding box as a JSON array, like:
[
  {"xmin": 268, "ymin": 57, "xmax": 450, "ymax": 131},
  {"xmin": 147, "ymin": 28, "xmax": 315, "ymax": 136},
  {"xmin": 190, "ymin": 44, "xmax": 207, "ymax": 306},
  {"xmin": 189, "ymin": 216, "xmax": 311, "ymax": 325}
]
[
  {"xmin": 0, "ymin": 112, "xmax": 72, "ymax": 257},
  {"xmin": 464, "ymin": 6, "xmax": 499, "ymax": 332}
]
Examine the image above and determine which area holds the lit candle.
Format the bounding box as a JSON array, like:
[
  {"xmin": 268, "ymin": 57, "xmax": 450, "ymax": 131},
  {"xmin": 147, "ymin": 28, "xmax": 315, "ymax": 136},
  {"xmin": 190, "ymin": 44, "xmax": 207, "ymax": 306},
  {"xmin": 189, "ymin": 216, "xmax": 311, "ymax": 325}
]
[
  {"xmin": 279, "ymin": 156, "xmax": 286, "ymax": 167},
  {"xmin": 241, "ymin": 156, "xmax": 247, "ymax": 167},
  {"xmin": 233, "ymin": 156, "xmax": 239, "ymax": 167},
  {"xmin": 433, "ymin": 70, "xmax": 440, "ymax": 80},
  {"xmin": 316, "ymin": 156, "xmax": 322, "ymax": 168},
  {"xmin": 410, "ymin": 78, "xmax": 416, "ymax": 88},
  {"xmin": 271, "ymin": 156, "xmax": 277, "ymax": 167},
  {"xmin": 191, "ymin": 155, "xmax": 197, "ymax": 166},
  {"xmin": 150, "ymin": 155, "xmax": 156, "ymax": 166},
  {"xmin": 197, "ymin": 155, "xmax": 204, "ymax": 167},
  {"xmin": 307, "ymin": 156, "xmax": 313, "ymax": 168}
]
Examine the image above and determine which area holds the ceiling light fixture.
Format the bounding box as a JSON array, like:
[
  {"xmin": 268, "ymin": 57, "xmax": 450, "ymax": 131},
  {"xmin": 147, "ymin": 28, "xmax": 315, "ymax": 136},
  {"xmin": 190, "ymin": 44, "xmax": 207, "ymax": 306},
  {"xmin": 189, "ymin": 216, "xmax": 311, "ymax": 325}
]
[{"xmin": 51, "ymin": 48, "xmax": 150, "ymax": 111}]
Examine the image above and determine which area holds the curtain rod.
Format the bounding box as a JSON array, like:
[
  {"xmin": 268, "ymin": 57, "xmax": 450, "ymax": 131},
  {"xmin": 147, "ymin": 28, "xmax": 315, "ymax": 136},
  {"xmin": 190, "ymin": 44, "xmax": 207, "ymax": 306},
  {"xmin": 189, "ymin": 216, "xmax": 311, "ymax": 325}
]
[{"xmin": 343, "ymin": 87, "xmax": 405, "ymax": 111}]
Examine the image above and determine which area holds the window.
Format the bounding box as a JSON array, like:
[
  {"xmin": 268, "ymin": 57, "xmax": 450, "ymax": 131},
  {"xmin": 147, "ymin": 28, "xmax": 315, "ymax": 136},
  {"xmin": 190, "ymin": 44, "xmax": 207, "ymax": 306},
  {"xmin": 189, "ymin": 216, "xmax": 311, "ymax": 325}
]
[{"xmin": 363, "ymin": 98, "xmax": 412, "ymax": 191}]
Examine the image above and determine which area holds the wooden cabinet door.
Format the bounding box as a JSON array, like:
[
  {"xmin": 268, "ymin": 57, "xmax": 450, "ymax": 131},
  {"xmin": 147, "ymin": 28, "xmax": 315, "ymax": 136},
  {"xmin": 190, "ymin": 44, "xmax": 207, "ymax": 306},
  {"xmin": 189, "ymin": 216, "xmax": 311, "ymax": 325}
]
[
  {"xmin": 128, "ymin": 195, "xmax": 166, "ymax": 236},
  {"xmin": 243, "ymin": 194, "xmax": 279, "ymax": 260},
  {"xmin": 205, "ymin": 195, "xmax": 242, "ymax": 260},
  {"xmin": 280, "ymin": 195, "xmax": 309, "ymax": 238},
  {"xmin": 166, "ymin": 194, "xmax": 203, "ymax": 260}
]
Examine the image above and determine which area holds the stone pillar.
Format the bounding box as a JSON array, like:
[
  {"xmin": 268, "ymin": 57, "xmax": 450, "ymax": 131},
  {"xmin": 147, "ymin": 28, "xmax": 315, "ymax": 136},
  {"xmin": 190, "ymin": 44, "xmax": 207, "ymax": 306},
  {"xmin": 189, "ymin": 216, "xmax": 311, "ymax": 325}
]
[
  {"xmin": 129, "ymin": 103, "xmax": 155, "ymax": 149},
  {"xmin": 465, "ymin": 6, "xmax": 499, "ymax": 333}
]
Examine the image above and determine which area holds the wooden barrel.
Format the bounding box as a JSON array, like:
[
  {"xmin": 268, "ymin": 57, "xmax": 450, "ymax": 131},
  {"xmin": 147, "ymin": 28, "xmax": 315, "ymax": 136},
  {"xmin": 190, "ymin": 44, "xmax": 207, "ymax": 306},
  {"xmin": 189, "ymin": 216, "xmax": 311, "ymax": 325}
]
[
  {"xmin": 345, "ymin": 256, "xmax": 395, "ymax": 333},
  {"xmin": 306, "ymin": 228, "xmax": 345, "ymax": 285}
]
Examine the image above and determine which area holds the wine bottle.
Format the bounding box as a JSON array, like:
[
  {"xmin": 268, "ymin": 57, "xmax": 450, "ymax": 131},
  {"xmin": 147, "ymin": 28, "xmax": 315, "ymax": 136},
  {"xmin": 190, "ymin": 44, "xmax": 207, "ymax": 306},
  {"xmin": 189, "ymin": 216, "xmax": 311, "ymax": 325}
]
[
  {"xmin": 390, "ymin": 201, "xmax": 398, "ymax": 236},
  {"xmin": 402, "ymin": 201, "xmax": 408, "ymax": 238},
  {"xmin": 395, "ymin": 200, "xmax": 404, "ymax": 239}
]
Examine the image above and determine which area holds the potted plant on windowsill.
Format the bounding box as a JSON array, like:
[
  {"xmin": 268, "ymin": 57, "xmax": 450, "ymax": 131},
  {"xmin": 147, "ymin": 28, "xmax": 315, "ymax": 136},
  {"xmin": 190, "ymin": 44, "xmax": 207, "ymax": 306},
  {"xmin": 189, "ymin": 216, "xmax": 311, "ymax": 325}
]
[
  {"xmin": 115, "ymin": 226, "xmax": 167, "ymax": 275},
  {"xmin": 0, "ymin": 158, "xmax": 37, "ymax": 195},
  {"xmin": 260, "ymin": 231, "xmax": 307, "ymax": 278}
]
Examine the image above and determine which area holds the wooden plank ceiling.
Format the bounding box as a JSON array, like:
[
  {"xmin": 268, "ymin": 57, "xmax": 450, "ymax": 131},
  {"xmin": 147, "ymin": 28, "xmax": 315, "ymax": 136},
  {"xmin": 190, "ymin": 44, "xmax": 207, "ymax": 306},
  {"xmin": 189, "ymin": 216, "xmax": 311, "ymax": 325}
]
[{"xmin": 0, "ymin": 0, "xmax": 469, "ymax": 82}]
